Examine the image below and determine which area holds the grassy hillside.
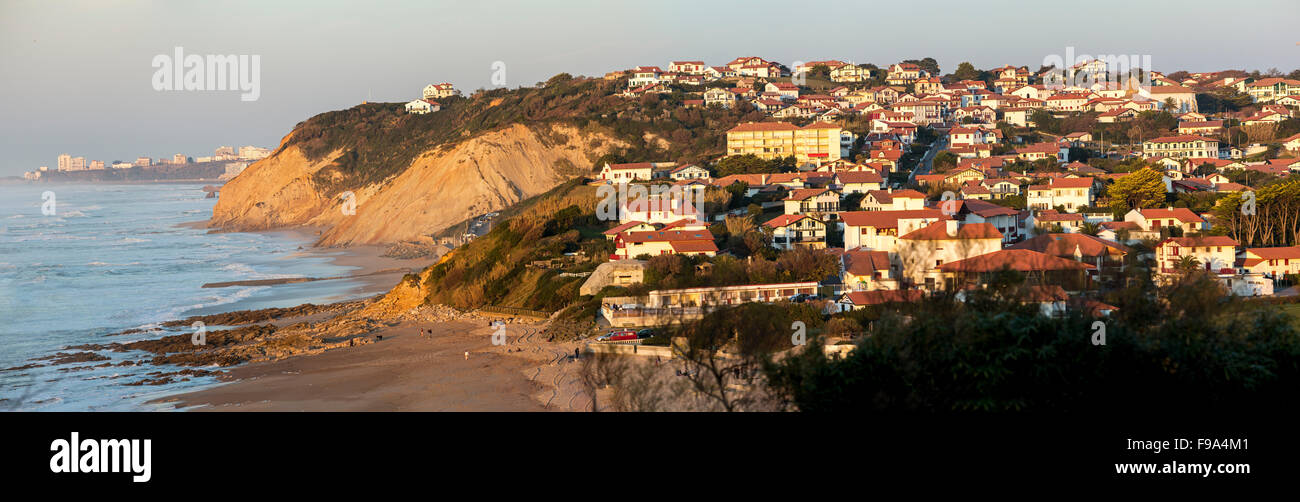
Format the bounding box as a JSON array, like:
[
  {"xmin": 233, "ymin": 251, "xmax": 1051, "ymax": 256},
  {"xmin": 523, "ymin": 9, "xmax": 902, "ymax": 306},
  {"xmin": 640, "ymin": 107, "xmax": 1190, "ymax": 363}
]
[
  {"xmin": 420, "ymin": 178, "xmax": 611, "ymax": 313},
  {"xmin": 281, "ymin": 74, "xmax": 766, "ymax": 194}
]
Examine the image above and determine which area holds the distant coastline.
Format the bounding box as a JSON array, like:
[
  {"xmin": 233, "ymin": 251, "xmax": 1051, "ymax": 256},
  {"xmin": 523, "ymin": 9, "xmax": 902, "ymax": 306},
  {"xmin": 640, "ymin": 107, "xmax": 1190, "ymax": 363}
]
[{"xmin": 14, "ymin": 160, "xmax": 242, "ymax": 184}]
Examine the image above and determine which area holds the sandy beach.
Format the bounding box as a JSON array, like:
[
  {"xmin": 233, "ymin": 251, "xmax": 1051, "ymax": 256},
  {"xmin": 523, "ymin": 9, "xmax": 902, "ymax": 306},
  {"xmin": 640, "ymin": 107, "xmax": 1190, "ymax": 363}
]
[
  {"xmin": 144, "ymin": 223, "xmax": 596, "ymax": 412},
  {"xmin": 158, "ymin": 316, "xmax": 592, "ymax": 412}
]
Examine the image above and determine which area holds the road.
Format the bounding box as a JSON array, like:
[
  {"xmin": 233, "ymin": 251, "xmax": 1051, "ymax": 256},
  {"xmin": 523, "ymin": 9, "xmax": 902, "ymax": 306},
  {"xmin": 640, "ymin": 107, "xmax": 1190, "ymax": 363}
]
[{"xmin": 907, "ymin": 135, "xmax": 948, "ymax": 185}]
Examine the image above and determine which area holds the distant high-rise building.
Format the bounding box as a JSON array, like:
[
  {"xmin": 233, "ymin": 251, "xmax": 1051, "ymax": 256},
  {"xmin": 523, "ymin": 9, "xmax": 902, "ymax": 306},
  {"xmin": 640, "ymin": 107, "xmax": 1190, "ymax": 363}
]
[
  {"xmin": 70, "ymin": 157, "xmax": 87, "ymax": 170},
  {"xmin": 172, "ymin": 154, "xmax": 187, "ymax": 164},
  {"xmin": 135, "ymin": 157, "xmax": 152, "ymax": 167},
  {"xmin": 238, "ymin": 146, "xmax": 271, "ymax": 160},
  {"xmin": 215, "ymin": 146, "xmax": 235, "ymax": 156},
  {"xmin": 89, "ymin": 160, "xmax": 105, "ymax": 170},
  {"xmin": 57, "ymin": 154, "xmax": 71, "ymax": 171}
]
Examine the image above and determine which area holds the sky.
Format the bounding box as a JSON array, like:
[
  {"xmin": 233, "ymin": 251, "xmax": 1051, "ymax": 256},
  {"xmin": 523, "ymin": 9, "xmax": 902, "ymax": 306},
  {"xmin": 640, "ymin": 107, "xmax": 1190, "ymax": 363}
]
[{"xmin": 1, "ymin": 0, "xmax": 1298, "ymax": 176}]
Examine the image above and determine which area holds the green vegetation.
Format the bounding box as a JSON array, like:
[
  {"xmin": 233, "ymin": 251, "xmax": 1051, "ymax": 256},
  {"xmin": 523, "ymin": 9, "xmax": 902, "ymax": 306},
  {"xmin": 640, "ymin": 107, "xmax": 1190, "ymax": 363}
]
[
  {"xmin": 285, "ymin": 74, "xmax": 764, "ymax": 194},
  {"xmin": 421, "ymin": 179, "xmax": 606, "ymax": 313},
  {"xmin": 764, "ymin": 270, "xmax": 1300, "ymax": 413},
  {"xmin": 1106, "ymin": 167, "xmax": 1166, "ymax": 216},
  {"xmin": 1210, "ymin": 178, "xmax": 1300, "ymax": 247},
  {"xmin": 712, "ymin": 154, "xmax": 796, "ymax": 176}
]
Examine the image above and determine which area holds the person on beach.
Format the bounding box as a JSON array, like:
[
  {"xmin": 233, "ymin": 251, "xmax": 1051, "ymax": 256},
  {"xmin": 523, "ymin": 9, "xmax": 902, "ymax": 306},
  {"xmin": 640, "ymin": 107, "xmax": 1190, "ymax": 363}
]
[{"xmin": 464, "ymin": 351, "xmax": 469, "ymax": 360}]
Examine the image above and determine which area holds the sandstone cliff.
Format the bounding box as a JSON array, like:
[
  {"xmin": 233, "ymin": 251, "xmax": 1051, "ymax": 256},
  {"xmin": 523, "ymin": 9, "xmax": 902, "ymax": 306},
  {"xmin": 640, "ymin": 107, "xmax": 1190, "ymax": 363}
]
[{"xmin": 209, "ymin": 123, "xmax": 620, "ymax": 246}]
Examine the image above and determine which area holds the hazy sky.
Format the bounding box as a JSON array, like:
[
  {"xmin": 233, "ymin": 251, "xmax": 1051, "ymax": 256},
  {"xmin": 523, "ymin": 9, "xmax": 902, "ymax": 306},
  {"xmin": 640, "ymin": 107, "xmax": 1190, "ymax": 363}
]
[{"xmin": 2, "ymin": 0, "xmax": 1297, "ymax": 176}]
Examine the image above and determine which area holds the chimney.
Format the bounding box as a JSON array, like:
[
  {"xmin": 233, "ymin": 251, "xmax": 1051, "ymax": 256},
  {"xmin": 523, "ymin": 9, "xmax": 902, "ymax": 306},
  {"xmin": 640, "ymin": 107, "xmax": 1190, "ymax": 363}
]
[{"xmin": 945, "ymin": 219, "xmax": 960, "ymax": 236}]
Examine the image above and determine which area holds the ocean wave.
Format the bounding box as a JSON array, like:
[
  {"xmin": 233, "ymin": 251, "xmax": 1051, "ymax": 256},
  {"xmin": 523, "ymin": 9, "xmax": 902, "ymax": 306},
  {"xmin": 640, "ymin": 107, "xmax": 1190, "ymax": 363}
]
[{"xmin": 160, "ymin": 285, "xmax": 267, "ymax": 320}]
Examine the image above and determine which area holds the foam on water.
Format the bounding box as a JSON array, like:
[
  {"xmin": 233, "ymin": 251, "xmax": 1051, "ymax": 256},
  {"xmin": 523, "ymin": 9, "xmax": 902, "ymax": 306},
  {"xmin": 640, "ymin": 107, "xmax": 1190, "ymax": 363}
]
[{"xmin": 0, "ymin": 183, "xmax": 370, "ymax": 411}]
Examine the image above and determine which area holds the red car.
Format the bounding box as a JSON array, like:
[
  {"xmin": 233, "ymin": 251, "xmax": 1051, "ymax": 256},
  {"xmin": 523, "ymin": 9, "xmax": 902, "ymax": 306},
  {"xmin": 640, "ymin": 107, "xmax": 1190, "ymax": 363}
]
[
  {"xmin": 608, "ymin": 331, "xmax": 639, "ymax": 341},
  {"xmin": 597, "ymin": 329, "xmax": 636, "ymax": 341}
]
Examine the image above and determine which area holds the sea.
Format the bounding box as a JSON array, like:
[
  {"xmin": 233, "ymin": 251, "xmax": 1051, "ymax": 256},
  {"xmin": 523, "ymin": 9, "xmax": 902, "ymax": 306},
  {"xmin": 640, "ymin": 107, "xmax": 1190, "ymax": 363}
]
[{"xmin": 0, "ymin": 183, "xmax": 376, "ymax": 411}]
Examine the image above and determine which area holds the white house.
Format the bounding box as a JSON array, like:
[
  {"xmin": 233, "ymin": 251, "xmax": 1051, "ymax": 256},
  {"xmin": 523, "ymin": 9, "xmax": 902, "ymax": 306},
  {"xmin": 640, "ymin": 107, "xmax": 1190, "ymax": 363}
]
[{"xmin": 405, "ymin": 99, "xmax": 441, "ymax": 114}]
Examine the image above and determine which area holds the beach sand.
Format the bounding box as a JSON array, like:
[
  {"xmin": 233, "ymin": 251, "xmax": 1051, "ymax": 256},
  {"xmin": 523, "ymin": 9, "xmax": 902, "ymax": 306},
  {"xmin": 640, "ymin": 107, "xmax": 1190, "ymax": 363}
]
[
  {"xmin": 155, "ymin": 224, "xmax": 592, "ymax": 412},
  {"xmin": 159, "ymin": 316, "xmax": 592, "ymax": 412}
]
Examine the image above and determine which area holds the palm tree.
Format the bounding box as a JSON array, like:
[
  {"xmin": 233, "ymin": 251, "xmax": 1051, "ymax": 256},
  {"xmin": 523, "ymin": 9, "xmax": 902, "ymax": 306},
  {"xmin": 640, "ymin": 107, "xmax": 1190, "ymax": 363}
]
[
  {"xmin": 1079, "ymin": 221, "xmax": 1101, "ymax": 236},
  {"xmin": 1173, "ymin": 255, "xmax": 1201, "ymax": 276}
]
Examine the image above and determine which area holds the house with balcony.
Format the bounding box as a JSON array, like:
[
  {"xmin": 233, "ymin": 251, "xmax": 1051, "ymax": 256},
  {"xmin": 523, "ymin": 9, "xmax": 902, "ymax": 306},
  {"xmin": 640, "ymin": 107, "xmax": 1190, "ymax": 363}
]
[
  {"xmin": 896, "ymin": 221, "xmax": 1004, "ymax": 289},
  {"xmin": 1123, "ymin": 207, "xmax": 1205, "ymax": 234},
  {"xmin": 1154, "ymin": 236, "xmax": 1238, "ymax": 275},
  {"xmin": 886, "ymin": 63, "xmax": 928, "ymax": 86},
  {"xmin": 1142, "ymin": 135, "xmax": 1220, "ymax": 159},
  {"xmin": 1239, "ymin": 246, "xmax": 1300, "ymax": 280},
  {"xmin": 765, "ymin": 214, "xmax": 828, "ymax": 250},
  {"xmin": 862, "ymin": 188, "xmax": 927, "ymax": 211},
  {"xmin": 841, "ymin": 249, "xmax": 900, "ymax": 292},
  {"xmin": 840, "ymin": 209, "xmax": 946, "ymax": 252},
  {"xmin": 782, "ymin": 188, "xmax": 841, "ymax": 220},
  {"xmin": 1026, "ymin": 177, "xmax": 1094, "ymax": 211},
  {"xmin": 612, "ymin": 229, "xmax": 718, "ymax": 260},
  {"xmin": 1009, "ymin": 233, "xmax": 1129, "ymax": 272}
]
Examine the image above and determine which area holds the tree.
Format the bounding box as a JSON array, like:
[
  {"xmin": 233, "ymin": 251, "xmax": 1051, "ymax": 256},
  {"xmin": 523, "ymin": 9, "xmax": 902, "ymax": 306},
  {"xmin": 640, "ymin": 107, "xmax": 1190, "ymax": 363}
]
[
  {"xmin": 1107, "ymin": 167, "xmax": 1166, "ymax": 214},
  {"xmin": 932, "ymin": 151, "xmax": 958, "ymax": 171},
  {"xmin": 1173, "ymin": 255, "xmax": 1201, "ymax": 276},
  {"xmin": 714, "ymin": 154, "xmax": 776, "ymax": 177},
  {"xmin": 591, "ymin": 153, "xmax": 627, "ymax": 172},
  {"xmin": 762, "ymin": 274, "xmax": 1300, "ymax": 413},
  {"xmin": 675, "ymin": 303, "xmax": 821, "ymax": 411},
  {"xmin": 953, "ymin": 62, "xmax": 981, "ymax": 81},
  {"xmin": 903, "ymin": 57, "xmax": 941, "ymax": 77},
  {"xmin": 1079, "ymin": 221, "xmax": 1101, "ymax": 236}
]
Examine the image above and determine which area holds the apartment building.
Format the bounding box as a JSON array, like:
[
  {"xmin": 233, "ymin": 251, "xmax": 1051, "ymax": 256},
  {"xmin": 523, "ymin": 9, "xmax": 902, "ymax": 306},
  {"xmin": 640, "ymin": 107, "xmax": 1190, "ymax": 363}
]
[
  {"xmin": 1154, "ymin": 236, "xmax": 1238, "ymax": 275},
  {"xmin": 725, "ymin": 121, "xmax": 846, "ymax": 163},
  {"xmin": 1142, "ymin": 135, "xmax": 1220, "ymax": 159},
  {"xmin": 1026, "ymin": 177, "xmax": 1094, "ymax": 211}
]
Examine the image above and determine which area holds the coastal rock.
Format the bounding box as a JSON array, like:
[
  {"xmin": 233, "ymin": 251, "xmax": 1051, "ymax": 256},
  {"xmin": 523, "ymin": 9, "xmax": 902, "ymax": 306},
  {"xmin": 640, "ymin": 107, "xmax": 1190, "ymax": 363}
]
[{"xmin": 209, "ymin": 123, "xmax": 622, "ymax": 246}]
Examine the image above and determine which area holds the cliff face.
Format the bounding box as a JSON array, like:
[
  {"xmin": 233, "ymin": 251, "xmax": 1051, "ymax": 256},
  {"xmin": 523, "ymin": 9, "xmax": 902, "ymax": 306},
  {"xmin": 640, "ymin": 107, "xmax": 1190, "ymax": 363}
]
[{"xmin": 209, "ymin": 123, "xmax": 619, "ymax": 246}]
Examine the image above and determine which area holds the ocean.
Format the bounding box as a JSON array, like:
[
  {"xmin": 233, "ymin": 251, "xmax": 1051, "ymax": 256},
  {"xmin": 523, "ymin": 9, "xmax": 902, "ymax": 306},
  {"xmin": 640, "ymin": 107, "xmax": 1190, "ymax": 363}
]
[{"xmin": 0, "ymin": 183, "xmax": 374, "ymax": 411}]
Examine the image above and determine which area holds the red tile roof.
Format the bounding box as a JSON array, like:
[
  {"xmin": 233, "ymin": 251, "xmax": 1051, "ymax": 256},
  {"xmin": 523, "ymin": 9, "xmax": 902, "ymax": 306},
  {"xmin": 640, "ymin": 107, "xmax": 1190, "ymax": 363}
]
[
  {"xmin": 901, "ymin": 221, "xmax": 1003, "ymax": 241},
  {"xmin": 843, "ymin": 250, "xmax": 893, "ymax": 275},
  {"xmin": 783, "ymin": 188, "xmax": 832, "ymax": 201},
  {"xmin": 1009, "ymin": 233, "xmax": 1130, "ymax": 258},
  {"xmin": 763, "ymin": 214, "xmax": 811, "ymax": 228},
  {"xmin": 1245, "ymin": 246, "xmax": 1300, "ymax": 260},
  {"xmin": 840, "ymin": 209, "xmax": 945, "ymax": 229},
  {"xmin": 836, "ymin": 171, "xmax": 885, "ymax": 184},
  {"xmin": 603, "ymin": 221, "xmax": 650, "ymax": 235},
  {"xmin": 1145, "ymin": 134, "xmax": 1215, "ymax": 144},
  {"xmin": 938, "ymin": 249, "xmax": 1097, "ymax": 272},
  {"xmin": 1138, "ymin": 208, "xmax": 1204, "ymax": 223},
  {"xmin": 1160, "ymin": 236, "xmax": 1238, "ymax": 248}
]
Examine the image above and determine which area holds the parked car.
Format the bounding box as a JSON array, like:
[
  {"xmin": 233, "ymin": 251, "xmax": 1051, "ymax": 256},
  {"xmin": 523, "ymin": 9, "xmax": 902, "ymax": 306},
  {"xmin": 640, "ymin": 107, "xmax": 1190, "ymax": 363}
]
[
  {"xmin": 636, "ymin": 328, "xmax": 655, "ymax": 339},
  {"xmin": 788, "ymin": 293, "xmax": 809, "ymax": 303},
  {"xmin": 609, "ymin": 331, "xmax": 639, "ymax": 341},
  {"xmin": 598, "ymin": 329, "xmax": 636, "ymax": 341}
]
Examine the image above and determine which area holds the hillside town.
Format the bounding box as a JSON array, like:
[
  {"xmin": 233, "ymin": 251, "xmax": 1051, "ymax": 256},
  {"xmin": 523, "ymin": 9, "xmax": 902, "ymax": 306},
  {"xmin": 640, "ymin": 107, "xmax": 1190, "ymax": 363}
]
[{"xmin": 564, "ymin": 56, "xmax": 1300, "ymax": 327}]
